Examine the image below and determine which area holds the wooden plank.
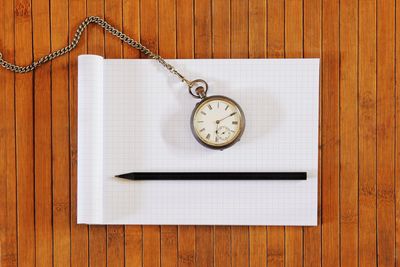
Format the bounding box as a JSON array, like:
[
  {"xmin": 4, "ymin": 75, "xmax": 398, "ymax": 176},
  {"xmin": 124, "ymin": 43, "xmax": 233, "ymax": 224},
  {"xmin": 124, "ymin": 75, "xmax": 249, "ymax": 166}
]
[
  {"xmin": 14, "ymin": 0, "xmax": 35, "ymax": 264},
  {"xmin": 267, "ymin": 1, "xmax": 285, "ymax": 266},
  {"xmin": 249, "ymin": 226, "xmax": 267, "ymax": 267},
  {"xmin": 285, "ymin": 228, "xmax": 303, "ymax": 267},
  {"xmin": 143, "ymin": 226, "xmax": 161, "ymax": 267},
  {"xmin": 396, "ymin": 1, "xmax": 400, "ymax": 266},
  {"xmin": 212, "ymin": 2, "xmax": 231, "ymax": 266},
  {"xmin": 104, "ymin": 0, "xmax": 125, "ymax": 265},
  {"xmin": 339, "ymin": 1, "xmax": 358, "ymax": 267},
  {"xmin": 249, "ymin": 0, "xmax": 266, "ymax": 58},
  {"xmin": 161, "ymin": 226, "xmax": 177, "ymax": 267},
  {"xmin": 87, "ymin": 0, "xmax": 105, "ymax": 56},
  {"xmin": 51, "ymin": 0, "xmax": 71, "ymax": 264},
  {"xmin": 90, "ymin": 227, "xmax": 107, "ymax": 267},
  {"xmin": 321, "ymin": 0, "xmax": 340, "ymax": 266},
  {"xmin": 0, "ymin": 0, "xmax": 17, "ymax": 266},
  {"xmin": 107, "ymin": 226, "xmax": 125, "ymax": 266},
  {"xmin": 230, "ymin": 1, "xmax": 249, "ymax": 266},
  {"xmin": 214, "ymin": 226, "xmax": 231, "ymax": 267},
  {"xmin": 231, "ymin": 226, "xmax": 249, "ymax": 267},
  {"xmin": 303, "ymin": 0, "xmax": 322, "ymax": 265},
  {"xmin": 248, "ymin": 2, "xmax": 266, "ymax": 266},
  {"xmin": 140, "ymin": 2, "xmax": 161, "ymax": 266},
  {"xmin": 231, "ymin": 0, "xmax": 248, "ymax": 58},
  {"xmin": 193, "ymin": 1, "xmax": 214, "ymax": 266},
  {"xmin": 123, "ymin": 0, "xmax": 140, "ymax": 58},
  {"xmin": 140, "ymin": 0, "xmax": 158, "ymax": 58},
  {"xmin": 358, "ymin": 0, "xmax": 377, "ymax": 266},
  {"xmin": 284, "ymin": 0, "xmax": 303, "ymax": 266},
  {"xmin": 122, "ymin": 1, "xmax": 142, "ymax": 266},
  {"xmin": 69, "ymin": 0, "xmax": 89, "ymax": 266},
  {"xmin": 178, "ymin": 226, "xmax": 195, "ymax": 267},
  {"xmin": 212, "ymin": 0, "xmax": 230, "ymax": 58},
  {"xmin": 285, "ymin": 0, "xmax": 303, "ymax": 57},
  {"xmin": 267, "ymin": 227, "xmax": 284, "ymax": 267},
  {"xmin": 267, "ymin": 0, "xmax": 284, "ymax": 58},
  {"xmin": 176, "ymin": 3, "xmax": 195, "ymax": 266},
  {"xmin": 87, "ymin": 0, "xmax": 107, "ymax": 265},
  {"xmin": 105, "ymin": 0, "xmax": 123, "ymax": 58},
  {"xmin": 196, "ymin": 226, "xmax": 214, "ymax": 267},
  {"xmin": 376, "ymin": 0, "xmax": 396, "ymax": 266},
  {"xmin": 159, "ymin": 1, "xmax": 178, "ymax": 266},
  {"xmin": 177, "ymin": 0, "xmax": 193, "ymax": 59},
  {"xmin": 194, "ymin": 0, "xmax": 212, "ymax": 58},
  {"xmin": 32, "ymin": 0, "xmax": 52, "ymax": 266},
  {"xmin": 159, "ymin": 0, "xmax": 176, "ymax": 58},
  {"xmin": 125, "ymin": 226, "xmax": 143, "ymax": 267}
]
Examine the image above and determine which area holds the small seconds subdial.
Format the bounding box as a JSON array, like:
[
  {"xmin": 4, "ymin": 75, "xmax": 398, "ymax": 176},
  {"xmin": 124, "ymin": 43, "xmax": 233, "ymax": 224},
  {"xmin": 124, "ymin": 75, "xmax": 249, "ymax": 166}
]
[
  {"xmin": 217, "ymin": 126, "xmax": 233, "ymax": 141},
  {"xmin": 191, "ymin": 95, "xmax": 245, "ymax": 149}
]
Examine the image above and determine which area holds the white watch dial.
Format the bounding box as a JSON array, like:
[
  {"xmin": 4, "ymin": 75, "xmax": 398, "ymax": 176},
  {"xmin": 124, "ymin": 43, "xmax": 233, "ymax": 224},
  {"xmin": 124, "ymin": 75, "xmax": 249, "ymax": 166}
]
[{"xmin": 191, "ymin": 96, "xmax": 244, "ymax": 148}]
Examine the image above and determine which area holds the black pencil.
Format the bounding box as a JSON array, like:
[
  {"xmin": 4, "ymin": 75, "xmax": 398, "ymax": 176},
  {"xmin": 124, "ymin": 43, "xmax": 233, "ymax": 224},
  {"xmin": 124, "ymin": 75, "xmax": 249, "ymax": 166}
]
[{"xmin": 114, "ymin": 172, "xmax": 307, "ymax": 180}]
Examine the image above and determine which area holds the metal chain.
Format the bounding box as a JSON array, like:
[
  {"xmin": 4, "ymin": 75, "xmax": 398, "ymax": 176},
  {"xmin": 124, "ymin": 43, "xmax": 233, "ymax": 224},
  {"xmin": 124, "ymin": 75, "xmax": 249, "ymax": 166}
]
[{"xmin": 0, "ymin": 16, "xmax": 192, "ymax": 86}]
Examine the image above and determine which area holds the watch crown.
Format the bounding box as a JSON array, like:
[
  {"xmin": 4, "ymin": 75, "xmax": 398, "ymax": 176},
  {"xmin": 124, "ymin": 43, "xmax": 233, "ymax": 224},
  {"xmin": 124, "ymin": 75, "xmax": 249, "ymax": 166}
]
[{"xmin": 195, "ymin": 86, "xmax": 206, "ymax": 98}]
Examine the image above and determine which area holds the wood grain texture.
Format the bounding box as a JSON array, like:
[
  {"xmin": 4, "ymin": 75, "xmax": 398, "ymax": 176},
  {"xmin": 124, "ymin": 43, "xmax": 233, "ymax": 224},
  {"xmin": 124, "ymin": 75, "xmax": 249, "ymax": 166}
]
[
  {"xmin": 86, "ymin": 1, "xmax": 107, "ymax": 266},
  {"xmin": 303, "ymin": 1, "xmax": 322, "ymax": 266},
  {"xmin": 193, "ymin": 1, "xmax": 215, "ymax": 266},
  {"xmin": 230, "ymin": 2, "xmax": 250, "ymax": 266},
  {"xmin": 140, "ymin": 2, "xmax": 162, "ymax": 267},
  {"xmin": 1, "ymin": 0, "xmax": 400, "ymax": 266},
  {"xmin": 359, "ymin": 0, "xmax": 377, "ymax": 266},
  {"xmin": 321, "ymin": 0, "xmax": 340, "ymax": 267},
  {"xmin": 248, "ymin": 2, "xmax": 267, "ymax": 267},
  {"xmin": 249, "ymin": 226, "xmax": 267, "ymax": 267},
  {"xmin": 122, "ymin": 2, "xmax": 142, "ymax": 266},
  {"xmin": 0, "ymin": 0, "xmax": 17, "ymax": 266},
  {"xmin": 285, "ymin": 1, "xmax": 303, "ymax": 266},
  {"xmin": 267, "ymin": 1, "xmax": 285, "ymax": 266},
  {"xmin": 32, "ymin": 0, "xmax": 52, "ymax": 265},
  {"xmin": 339, "ymin": 1, "xmax": 358, "ymax": 267},
  {"xmin": 104, "ymin": 1, "xmax": 125, "ymax": 266},
  {"xmin": 178, "ymin": 226, "xmax": 195, "ymax": 267},
  {"xmin": 15, "ymin": 0, "xmax": 35, "ymax": 265},
  {"xmin": 212, "ymin": 2, "xmax": 232, "ymax": 266},
  {"xmin": 51, "ymin": 0, "xmax": 71, "ymax": 265},
  {"xmin": 229, "ymin": 2, "xmax": 250, "ymax": 266},
  {"xmin": 159, "ymin": 2, "xmax": 178, "ymax": 266},
  {"xmin": 396, "ymin": 1, "xmax": 400, "ymax": 266},
  {"xmin": 69, "ymin": 0, "xmax": 89, "ymax": 266},
  {"xmin": 377, "ymin": 0, "xmax": 396, "ymax": 266}
]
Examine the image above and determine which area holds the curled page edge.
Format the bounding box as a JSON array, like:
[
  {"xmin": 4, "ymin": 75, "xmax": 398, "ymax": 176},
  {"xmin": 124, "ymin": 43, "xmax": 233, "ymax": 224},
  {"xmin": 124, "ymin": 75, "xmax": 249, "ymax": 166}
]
[{"xmin": 77, "ymin": 55, "xmax": 104, "ymax": 224}]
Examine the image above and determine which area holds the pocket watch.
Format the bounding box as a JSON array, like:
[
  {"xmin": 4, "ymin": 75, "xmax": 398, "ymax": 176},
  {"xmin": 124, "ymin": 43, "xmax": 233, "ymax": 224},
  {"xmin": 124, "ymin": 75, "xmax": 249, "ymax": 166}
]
[
  {"xmin": 0, "ymin": 16, "xmax": 245, "ymax": 150},
  {"xmin": 189, "ymin": 80, "xmax": 245, "ymax": 150}
]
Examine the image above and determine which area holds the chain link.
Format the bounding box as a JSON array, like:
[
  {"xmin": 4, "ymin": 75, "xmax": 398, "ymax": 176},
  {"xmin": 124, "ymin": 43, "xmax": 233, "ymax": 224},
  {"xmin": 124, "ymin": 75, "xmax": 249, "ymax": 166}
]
[{"xmin": 0, "ymin": 16, "xmax": 192, "ymax": 86}]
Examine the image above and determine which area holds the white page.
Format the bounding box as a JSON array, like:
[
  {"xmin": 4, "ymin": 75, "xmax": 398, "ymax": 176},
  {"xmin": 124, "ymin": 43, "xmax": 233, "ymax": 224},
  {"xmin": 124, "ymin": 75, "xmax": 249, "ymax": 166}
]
[
  {"xmin": 77, "ymin": 55, "xmax": 104, "ymax": 223},
  {"xmin": 78, "ymin": 56, "xmax": 320, "ymax": 225}
]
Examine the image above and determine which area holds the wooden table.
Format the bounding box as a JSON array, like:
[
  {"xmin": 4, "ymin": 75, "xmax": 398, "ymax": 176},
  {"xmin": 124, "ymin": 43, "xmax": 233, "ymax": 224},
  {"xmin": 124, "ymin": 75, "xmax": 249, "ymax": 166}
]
[{"xmin": 0, "ymin": 0, "xmax": 396, "ymax": 266}]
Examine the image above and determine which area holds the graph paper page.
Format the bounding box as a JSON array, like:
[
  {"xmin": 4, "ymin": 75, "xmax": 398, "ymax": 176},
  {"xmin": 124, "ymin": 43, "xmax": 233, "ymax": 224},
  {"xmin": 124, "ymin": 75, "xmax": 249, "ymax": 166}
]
[{"xmin": 78, "ymin": 56, "xmax": 320, "ymax": 225}]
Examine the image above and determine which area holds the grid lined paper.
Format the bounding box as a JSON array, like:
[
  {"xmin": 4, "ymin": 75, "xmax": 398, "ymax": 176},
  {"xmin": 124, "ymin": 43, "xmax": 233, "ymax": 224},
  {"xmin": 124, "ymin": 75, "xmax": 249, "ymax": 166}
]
[{"xmin": 78, "ymin": 56, "xmax": 320, "ymax": 225}]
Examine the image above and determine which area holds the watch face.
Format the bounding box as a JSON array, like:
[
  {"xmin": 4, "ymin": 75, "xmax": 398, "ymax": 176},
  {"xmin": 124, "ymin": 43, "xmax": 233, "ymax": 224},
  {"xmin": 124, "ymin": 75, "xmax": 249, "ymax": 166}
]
[{"xmin": 191, "ymin": 95, "xmax": 245, "ymax": 149}]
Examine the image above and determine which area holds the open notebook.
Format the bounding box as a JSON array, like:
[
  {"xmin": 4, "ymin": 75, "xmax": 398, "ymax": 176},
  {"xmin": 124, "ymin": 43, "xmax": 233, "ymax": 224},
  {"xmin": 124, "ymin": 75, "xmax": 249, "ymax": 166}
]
[{"xmin": 78, "ymin": 55, "xmax": 320, "ymax": 225}]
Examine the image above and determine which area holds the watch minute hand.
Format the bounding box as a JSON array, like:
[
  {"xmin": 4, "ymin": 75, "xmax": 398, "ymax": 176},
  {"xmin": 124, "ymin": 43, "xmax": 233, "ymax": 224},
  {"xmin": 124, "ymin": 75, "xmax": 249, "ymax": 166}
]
[{"xmin": 216, "ymin": 112, "xmax": 237, "ymax": 124}]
